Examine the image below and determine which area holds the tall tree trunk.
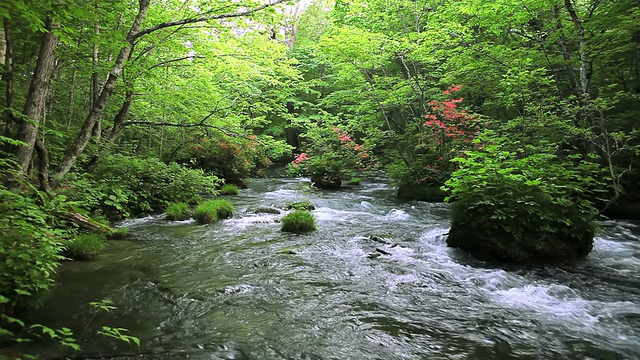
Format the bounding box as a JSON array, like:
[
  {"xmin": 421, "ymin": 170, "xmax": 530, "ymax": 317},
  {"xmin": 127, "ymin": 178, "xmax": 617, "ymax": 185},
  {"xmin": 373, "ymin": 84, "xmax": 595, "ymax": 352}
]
[
  {"xmin": 0, "ymin": 19, "xmax": 5, "ymax": 79},
  {"xmin": 2, "ymin": 18, "xmax": 14, "ymax": 137},
  {"xmin": 13, "ymin": 17, "xmax": 59, "ymax": 178},
  {"xmin": 54, "ymin": 0, "xmax": 151, "ymax": 181},
  {"xmin": 34, "ymin": 138, "xmax": 52, "ymax": 193}
]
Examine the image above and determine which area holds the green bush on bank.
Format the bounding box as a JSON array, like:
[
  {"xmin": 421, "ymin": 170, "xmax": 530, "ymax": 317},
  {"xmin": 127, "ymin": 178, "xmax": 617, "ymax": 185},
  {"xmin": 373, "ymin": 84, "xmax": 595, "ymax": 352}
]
[
  {"xmin": 166, "ymin": 202, "xmax": 192, "ymax": 221},
  {"xmin": 281, "ymin": 210, "xmax": 317, "ymax": 233},
  {"xmin": 60, "ymin": 155, "xmax": 221, "ymax": 219},
  {"xmin": 194, "ymin": 200, "xmax": 234, "ymax": 224}
]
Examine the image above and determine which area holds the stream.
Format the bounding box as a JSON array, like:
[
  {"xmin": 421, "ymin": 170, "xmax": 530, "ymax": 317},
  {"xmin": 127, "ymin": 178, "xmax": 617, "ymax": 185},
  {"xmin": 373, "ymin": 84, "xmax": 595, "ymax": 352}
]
[{"xmin": 21, "ymin": 177, "xmax": 640, "ymax": 359}]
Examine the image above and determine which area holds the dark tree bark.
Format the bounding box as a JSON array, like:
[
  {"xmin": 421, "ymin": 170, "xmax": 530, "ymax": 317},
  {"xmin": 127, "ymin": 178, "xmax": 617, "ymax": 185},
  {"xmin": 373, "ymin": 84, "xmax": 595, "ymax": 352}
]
[
  {"xmin": 2, "ymin": 18, "xmax": 14, "ymax": 137},
  {"xmin": 13, "ymin": 17, "xmax": 59, "ymax": 178}
]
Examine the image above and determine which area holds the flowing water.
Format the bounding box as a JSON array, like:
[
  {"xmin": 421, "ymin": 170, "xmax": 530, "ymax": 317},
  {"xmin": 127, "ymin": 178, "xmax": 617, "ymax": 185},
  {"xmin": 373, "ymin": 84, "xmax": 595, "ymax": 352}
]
[{"xmin": 21, "ymin": 178, "xmax": 640, "ymax": 359}]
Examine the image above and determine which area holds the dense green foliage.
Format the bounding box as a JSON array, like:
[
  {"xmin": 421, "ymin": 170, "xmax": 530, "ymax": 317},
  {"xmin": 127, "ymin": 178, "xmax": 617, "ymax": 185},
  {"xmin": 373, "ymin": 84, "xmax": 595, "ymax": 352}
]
[
  {"xmin": 281, "ymin": 210, "xmax": 318, "ymax": 233},
  {"xmin": 60, "ymin": 155, "xmax": 220, "ymax": 218},
  {"xmin": 1, "ymin": 0, "xmax": 640, "ymax": 350},
  {"xmin": 165, "ymin": 202, "xmax": 192, "ymax": 221}
]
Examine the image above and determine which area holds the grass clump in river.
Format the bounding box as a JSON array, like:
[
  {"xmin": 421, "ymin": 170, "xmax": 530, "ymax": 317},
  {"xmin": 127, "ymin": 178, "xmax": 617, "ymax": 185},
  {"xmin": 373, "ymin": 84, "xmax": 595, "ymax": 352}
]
[
  {"xmin": 106, "ymin": 227, "xmax": 129, "ymax": 239},
  {"xmin": 285, "ymin": 199, "xmax": 315, "ymax": 211},
  {"xmin": 194, "ymin": 199, "xmax": 234, "ymax": 224},
  {"xmin": 65, "ymin": 234, "xmax": 108, "ymax": 260},
  {"xmin": 281, "ymin": 210, "xmax": 317, "ymax": 233},
  {"xmin": 166, "ymin": 202, "xmax": 191, "ymax": 221},
  {"xmin": 219, "ymin": 184, "xmax": 240, "ymax": 195}
]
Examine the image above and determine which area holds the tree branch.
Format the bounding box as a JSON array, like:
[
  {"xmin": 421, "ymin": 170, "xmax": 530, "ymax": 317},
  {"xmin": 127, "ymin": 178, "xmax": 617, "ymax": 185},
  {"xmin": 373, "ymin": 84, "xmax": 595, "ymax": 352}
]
[{"xmin": 133, "ymin": 0, "xmax": 288, "ymax": 40}]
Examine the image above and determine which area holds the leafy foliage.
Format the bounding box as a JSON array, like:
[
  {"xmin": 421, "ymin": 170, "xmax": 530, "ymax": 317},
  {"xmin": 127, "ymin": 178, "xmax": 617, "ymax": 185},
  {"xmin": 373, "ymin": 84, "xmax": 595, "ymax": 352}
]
[{"xmin": 60, "ymin": 155, "xmax": 221, "ymax": 218}]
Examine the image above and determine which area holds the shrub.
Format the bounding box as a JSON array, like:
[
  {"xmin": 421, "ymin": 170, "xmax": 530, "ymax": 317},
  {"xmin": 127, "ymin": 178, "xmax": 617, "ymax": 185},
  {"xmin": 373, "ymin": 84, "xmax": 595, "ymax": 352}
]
[
  {"xmin": 285, "ymin": 200, "xmax": 315, "ymax": 211},
  {"xmin": 219, "ymin": 184, "xmax": 240, "ymax": 195},
  {"xmin": 443, "ymin": 143, "xmax": 602, "ymax": 262},
  {"xmin": 60, "ymin": 155, "xmax": 221, "ymax": 218},
  {"xmin": 65, "ymin": 234, "xmax": 108, "ymax": 260},
  {"xmin": 281, "ymin": 210, "xmax": 317, "ymax": 233},
  {"xmin": 166, "ymin": 202, "xmax": 191, "ymax": 221},
  {"xmin": 106, "ymin": 227, "xmax": 129, "ymax": 240}
]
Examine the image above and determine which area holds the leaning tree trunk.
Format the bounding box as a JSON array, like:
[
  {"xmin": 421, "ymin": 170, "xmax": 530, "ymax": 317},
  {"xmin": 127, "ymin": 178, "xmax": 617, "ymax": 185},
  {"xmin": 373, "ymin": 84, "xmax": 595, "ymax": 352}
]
[
  {"xmin": 53, "ymin": 0, "xmax": 151, "ymax": 182},
  {"xmin": 13, "ymin": 17, "xmax": 59, "ymax": 179}
]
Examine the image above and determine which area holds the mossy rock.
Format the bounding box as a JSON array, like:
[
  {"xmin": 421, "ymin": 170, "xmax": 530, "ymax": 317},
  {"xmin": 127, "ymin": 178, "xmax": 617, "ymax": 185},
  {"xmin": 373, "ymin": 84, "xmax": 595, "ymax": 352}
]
[
  {"xmin": 311, "ymin": 174, "xmax": 342, "ymax": 190},
  {"xmin": 281, "ymin": 210, "xmax": 317, "ymax": 233},
  {"xmin": 397, "ymin": 184, "xmax": 447, "ymax": 202},
  {"xmin": 106, "ymin": 227, "xmax": 129, "ymax": 240},
  {"xmin": 285, "ymin": 200, "xmax": 315, "ymax": 211},
  {"xmin": 446, "ymin": 204, "xmax": 594, "ymax": 263}
]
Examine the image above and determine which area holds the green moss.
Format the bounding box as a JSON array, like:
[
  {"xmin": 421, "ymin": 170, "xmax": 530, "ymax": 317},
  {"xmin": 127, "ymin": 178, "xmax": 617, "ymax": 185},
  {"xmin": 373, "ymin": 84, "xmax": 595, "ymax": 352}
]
[
  {"xmin": 281, "ymin": 210, "xmax": 317, "ymax": 233},
  {"xmin": 65, "ymin": 234, "xmax": 108, "ymax": 260},
  {"xmin": 219, "ymin": 184, "xmax": 240, "ymax": 195},
  {"xmin": 106, "ymin": 227, "xmax": 129, "ymax": 240},
  {"xmin": 194, "ymin": 199, "xmax": 234, "ymax": 224},
  {"xmin": 166, "ymin": 202, "xmax": 191, "ymax": 221},
  {"xmin": 347, "ymin": 178, "xmax": 362, "ymax": 185},
  {"xmin": 285, "ymin": 200, "xmax": 315, "ymax": 211}
]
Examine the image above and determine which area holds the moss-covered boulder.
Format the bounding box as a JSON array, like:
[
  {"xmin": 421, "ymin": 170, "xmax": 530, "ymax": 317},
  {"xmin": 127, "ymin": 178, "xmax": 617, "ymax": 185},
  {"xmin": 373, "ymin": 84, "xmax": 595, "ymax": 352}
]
[
  {"xmin": 446, "ymin": 203, "xmax": 594, "ymax": 263},
  {"xmin": 397, "ymin": 184, "xmax": 446, "ymax": 202}
]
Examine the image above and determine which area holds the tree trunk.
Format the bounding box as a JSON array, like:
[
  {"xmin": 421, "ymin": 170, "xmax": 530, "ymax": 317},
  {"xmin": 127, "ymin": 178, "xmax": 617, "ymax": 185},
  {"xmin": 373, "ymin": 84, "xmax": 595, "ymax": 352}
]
[
  {"xmin": 13, "ymin": 17, "xmax": 59, "ymax": 178},
  {"xmin": 54, "ymin": 0, "xmax": 151, "ymax": 181},
  {"xmin": 2, "ymin": 18, "xmax": 14, "ymax": 137},
  {"xmin": 34, "ymin": 138, "xmax": 52, "ymax": 193}
]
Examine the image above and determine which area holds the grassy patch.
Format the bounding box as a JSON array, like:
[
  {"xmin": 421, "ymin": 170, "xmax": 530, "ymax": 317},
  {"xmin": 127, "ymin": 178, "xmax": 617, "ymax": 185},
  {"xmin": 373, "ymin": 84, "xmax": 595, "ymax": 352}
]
[
  {"xmin": 106, "ymin": 227, "xmax": 129, "ymax": 240},
  {"xmin": 166, "ymin": 202, "xmax": 191, "ymax": 221},
  {"xmin": 281, "ymin": 210, "xmax": 317, "ymax": 233},
  {"xmin": 65, "ymin": 234, "xmax": 108, "ymax": 260},
  {"xmin": 194, "ymin": 199, "xmax": 234, "ymax": 224},
  {"xmin": 219, "ymin": 184, "xmax": 240, "ymax": 195}
]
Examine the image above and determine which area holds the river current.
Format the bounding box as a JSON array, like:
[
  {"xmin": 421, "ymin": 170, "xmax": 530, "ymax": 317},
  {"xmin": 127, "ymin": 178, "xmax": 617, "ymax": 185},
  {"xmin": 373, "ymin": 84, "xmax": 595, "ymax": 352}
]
[{"xmin": 22, "ymin": 178, "xmax": 640, "ymax": 359}]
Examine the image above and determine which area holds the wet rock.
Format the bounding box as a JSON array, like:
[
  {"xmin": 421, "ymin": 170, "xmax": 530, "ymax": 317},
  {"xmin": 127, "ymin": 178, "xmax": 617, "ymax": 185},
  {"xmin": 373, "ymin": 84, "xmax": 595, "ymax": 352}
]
[
  {"xmin": 248, "ymin": 206, "xmax": 283, "ymax": 215},
  {"xmin": 311, "ymin": 174, "xmax": 342, "ymax": 190},
  {"xmin": 446, "ymin": 218, "xmax": 594, "ymax": 263},
  {"xmin": 375, "ymin": 248, "xmax": 391, "ymax": 255},
  {"xmin": 367, "ymin": 253, "xmax": 382, "ymax": 259},
  {"xmin": 285, "ymin": 200, "xmax": 315, "ymax": 211},
  {"xmin": 280, "ymin": 248, "xmax": 298, "ymax": 255},
  {"xmin": 397, "ymin": 184, "xmax": 447, "ymax": 202},
  {"xmin": 368, "ymin": 235, "xmax": 393, "ymax": 245}
]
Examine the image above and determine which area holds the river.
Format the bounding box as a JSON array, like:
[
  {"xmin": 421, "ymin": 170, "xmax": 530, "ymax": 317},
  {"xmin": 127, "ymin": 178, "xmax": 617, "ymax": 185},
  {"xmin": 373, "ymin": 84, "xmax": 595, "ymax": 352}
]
[{"xmin": 21, "ymin": 177, "xmax": 640, "ymax": 359}]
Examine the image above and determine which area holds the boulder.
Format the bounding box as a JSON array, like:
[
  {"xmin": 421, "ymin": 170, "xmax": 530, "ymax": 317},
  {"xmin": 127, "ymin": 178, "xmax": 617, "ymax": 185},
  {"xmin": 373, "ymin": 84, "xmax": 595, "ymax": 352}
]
[
  {"xmin": 446, "ymin": 219, "xmax": 594, "ymax": 263},
  {"xmin": 311, "ymin": 174, "xmax": 342, "ymax": 190}
]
